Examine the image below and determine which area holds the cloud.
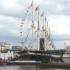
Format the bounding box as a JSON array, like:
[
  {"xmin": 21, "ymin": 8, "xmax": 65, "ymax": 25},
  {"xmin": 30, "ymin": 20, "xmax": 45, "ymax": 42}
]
[
  {"xmin": 0, "ymin": 0, "xmax": 70, "ymax": 48},
  {"xmin": 0, "ymin": 15, "xmax": 20, "ymax": 37},
  {"xmin": 0, "ymin": 0, "xmax": 70, "ymax": 18},
  {"xmin": 0, "ymin": 12, "xmax": 70, "ymax": 41},
  {"xmin": 48, "ymin": 14, "xmax": 70, "ymax": 35},
  {"xmin": 0, "ymin": 15, "xmax": 33, "ymax": 39},
  {"xmin": 0, "ymin": 0, "xmax": 27, "ymax": 18}
]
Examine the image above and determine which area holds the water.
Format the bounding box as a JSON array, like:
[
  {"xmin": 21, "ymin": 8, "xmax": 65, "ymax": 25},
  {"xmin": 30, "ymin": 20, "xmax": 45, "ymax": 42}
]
[{"xmin": 0, "ymin": 65, "xmax": 69, "ymax": 70}]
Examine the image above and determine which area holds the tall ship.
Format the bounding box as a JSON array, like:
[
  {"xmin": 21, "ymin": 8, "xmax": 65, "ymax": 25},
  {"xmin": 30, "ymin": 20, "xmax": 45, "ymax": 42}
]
[{"xmin": 8, "ymin": 0, "xmax": 66, "ymax": 64}]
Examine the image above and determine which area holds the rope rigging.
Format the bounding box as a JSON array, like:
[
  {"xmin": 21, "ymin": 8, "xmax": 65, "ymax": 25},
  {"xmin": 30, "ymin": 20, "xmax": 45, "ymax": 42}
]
[
  {"xmin": 23, "ymin": 28, "xmax": 31, "ymax": 46},
  {"xmin": 18, "ymin": 1, "xmax": 55, "ymax": 50}
]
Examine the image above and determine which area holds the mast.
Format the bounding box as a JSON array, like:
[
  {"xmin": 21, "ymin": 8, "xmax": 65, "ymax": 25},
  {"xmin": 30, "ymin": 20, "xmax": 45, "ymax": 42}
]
[
  {"xmin": 20, "ymin": 20, "xmax": 24, "ymax": 47},
  {"xmin": 37, "ymin": 4, "xmax": 40, "ymax": 50},
  {"xmin": 43, "ymin": 12, "xmax": 45, "ymax": 50},
  {"xmin": 32, "ymin": 0, "xmax": 35, "ymax": 50},
  {"xmin": 44, "ymin": 16, "xmax": 46, "ymax": 50},
  {"xmin": 40, "ymin": 12, "xmax": 45, "ymax": 51},
  {"xmin": 43, "ymin": 12, "xmax": 44, "ymax": 32},
  {"xmin": 38, "ymin": 6, "xmax": 39, "ymax": 31},
  {"xmin": 45, "ymin": 16, "xmax": 47, "ymax": 33}
]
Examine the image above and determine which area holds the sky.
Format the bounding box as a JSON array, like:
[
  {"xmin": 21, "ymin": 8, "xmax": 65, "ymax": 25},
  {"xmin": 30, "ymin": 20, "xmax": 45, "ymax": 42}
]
[{"xmin": 0, "ymin": 0, "xmax": 70, "ymax": 49}]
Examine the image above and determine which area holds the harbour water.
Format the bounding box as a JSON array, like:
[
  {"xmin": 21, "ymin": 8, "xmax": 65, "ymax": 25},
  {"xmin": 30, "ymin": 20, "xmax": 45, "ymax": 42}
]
[{"xmin": 0, "ymin": 65, "xmax": 69, "ymax": 70}]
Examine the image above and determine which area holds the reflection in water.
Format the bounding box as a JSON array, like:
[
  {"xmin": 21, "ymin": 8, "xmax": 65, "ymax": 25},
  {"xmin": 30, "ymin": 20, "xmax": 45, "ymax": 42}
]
[
  {"xmin": 0, "ymin": 65, "xmax": 69, "ymax": 70},
  {"xmin": 0, "ymin": 66, "xmax": 19, "ymax": 70}
]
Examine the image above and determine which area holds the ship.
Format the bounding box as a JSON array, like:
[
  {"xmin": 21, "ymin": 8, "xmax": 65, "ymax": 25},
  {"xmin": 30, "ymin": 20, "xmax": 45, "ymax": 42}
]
[{"xmin": 7, "ymin": 0, "xmax": 65, "ymax": 64}]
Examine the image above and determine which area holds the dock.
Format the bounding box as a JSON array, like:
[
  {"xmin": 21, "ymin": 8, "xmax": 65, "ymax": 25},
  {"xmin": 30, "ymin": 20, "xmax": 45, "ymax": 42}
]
[
  {"xmin": 6, "ymin": 61, "xmax": 70, "ymax": 68},
  {"xmin": 40, "ymin": 62, "xmax": 70, "ymax": 68}
]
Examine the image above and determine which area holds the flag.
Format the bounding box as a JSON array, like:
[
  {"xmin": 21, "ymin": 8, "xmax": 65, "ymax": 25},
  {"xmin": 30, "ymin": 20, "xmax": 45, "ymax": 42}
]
[
  {"xmin": 26, "ymin": 10, "xmax": 28, "ymax": 13},
  {"xmin": 35, "ymin": 6, "xmax": 39, "ymax": 11},
  {"xmin": 45, "ymin": 16, "xmax": 48, "ymax": 27},
  {"xmin": 41, "ymin": 12, "xmax": 44, "ymax": 17},
  {"xmin": 22, "ymin": 19, "xmax": 24, "ymax": 21},
  {"xmin": 20, "ymin": 32, "xmax": 22, "ymax": 34},
  {"xmin": 45, "ymin": 16, "xmax": 46, "ymax": 21},
  {"xmin": 20, "ymin": 25, "xmax": 23, "ymax": 27},
  {"xmin": 47, "ymin": 21, "xmax": 48, "ymax": 27},
  {"xmin": 28, "ymin": 2, "xmax": 32, "ymax": 9}
]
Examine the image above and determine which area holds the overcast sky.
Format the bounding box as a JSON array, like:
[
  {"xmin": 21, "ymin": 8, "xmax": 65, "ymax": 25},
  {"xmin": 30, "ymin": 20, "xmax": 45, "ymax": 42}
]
[{"xmin": 0, "ymin": 0, "xmax": 70, "ymax": 49}]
